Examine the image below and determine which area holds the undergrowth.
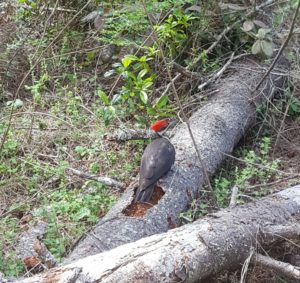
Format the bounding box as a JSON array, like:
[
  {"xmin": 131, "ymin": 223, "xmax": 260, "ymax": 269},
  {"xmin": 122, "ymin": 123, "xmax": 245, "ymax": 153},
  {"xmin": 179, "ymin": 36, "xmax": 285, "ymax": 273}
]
[{"xmin": 180, "ymin": 136, "xmax": 281, "ymax": 223}]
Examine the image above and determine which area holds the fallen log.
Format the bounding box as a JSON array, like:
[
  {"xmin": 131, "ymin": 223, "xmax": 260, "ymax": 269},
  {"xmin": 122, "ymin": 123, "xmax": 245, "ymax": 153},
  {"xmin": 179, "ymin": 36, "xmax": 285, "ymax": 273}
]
[
  {"xmin": 65, "ymin": 56, "xmax": 288, "ymax": 263},
  {"xmin": 17, "ymin": 184, "xmax": 300, "ymax": 283}
]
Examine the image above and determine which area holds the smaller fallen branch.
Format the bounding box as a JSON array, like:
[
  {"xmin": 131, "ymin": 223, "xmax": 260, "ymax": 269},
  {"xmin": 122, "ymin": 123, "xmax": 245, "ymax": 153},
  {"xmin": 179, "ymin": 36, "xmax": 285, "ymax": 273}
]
[
  {"xmin": 253, "ymin": 253, "xmax": 300, "ymax": 280},
  {"xmin": 42, "ymin": 6, "xmax": 77, "ymax": 13},
  {"xmin": 106, "ymin": 128, "xmax": 157, "ymax": 141},
  {"xmin": 107, "ymin": 119, "xmax": 177, "ymax": 142},
  {"xmin": 67, "ymin": 168, "xmax": 125, "ymax": 189},
  {"xmin": 246, "ymin": 174, "xmax": 300, "ymax": 190}
]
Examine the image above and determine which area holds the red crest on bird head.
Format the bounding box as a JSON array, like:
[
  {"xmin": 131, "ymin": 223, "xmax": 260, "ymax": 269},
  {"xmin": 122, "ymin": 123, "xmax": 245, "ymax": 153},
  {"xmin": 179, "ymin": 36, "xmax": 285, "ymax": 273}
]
[{"xmin": 150, "ymin": 118, "xmax": 172, "ymax": 132}]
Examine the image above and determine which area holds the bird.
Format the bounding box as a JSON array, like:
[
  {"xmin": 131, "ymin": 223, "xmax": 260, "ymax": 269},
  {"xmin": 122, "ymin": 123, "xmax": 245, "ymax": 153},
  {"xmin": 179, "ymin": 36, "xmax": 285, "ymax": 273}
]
[{"xmin": 134, "ymin": 119, "xmax": 176, "ymax": 203}]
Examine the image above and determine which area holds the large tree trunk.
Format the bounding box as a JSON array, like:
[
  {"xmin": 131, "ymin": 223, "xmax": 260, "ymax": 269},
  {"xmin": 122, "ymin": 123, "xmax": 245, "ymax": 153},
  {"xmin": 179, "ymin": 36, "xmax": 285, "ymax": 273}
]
[
  {"xmin": 65, "ymin": 56, "xmax": 288, "ymax": 263},
  {"xmin": 18, "ymin": 185, "xmax": 300, "ymax": 283}
]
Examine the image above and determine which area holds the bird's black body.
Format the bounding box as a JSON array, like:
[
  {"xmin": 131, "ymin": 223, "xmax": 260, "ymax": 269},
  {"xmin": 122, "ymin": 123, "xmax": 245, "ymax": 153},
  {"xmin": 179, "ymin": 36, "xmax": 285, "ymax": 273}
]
[{"xmin": 135, "ymin": 138, "xmax": 175, "ymax": 202}]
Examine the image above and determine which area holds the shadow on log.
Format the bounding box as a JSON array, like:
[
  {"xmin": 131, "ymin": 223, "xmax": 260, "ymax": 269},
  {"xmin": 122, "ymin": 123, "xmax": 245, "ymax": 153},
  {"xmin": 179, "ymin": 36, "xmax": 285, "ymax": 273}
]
[{"xmin": 65, "ymin": 56, "xmax": 288, "ymax": 263}]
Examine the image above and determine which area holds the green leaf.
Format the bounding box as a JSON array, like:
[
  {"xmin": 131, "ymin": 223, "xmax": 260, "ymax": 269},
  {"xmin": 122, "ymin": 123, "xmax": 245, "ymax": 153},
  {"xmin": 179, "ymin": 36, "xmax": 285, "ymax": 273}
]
[
  {"xmin": 73, "ymin": 207, "xmax": 91, "ymax": 221},
  {"xmin": 108, "ymin": 105, "xmax": 116, "ymax": 115},
  {"xmin": 142, "ymin": 81, "xmax": 153, "ymax": 90},
  {"xmin": 121, "ymin": 55, "xmax": 138, "ymax": 68},
  {"xmin": 137, "ymin": 69, "xmax": 148, "ymax": 79},
  {"xmin": 86, "ymin": 51, "xmax": 95, "ymax": 61},
  {"xmin": 260, "ymin": 40, "xmax": 273, "ymax": 57},
  {"xmin": 122, "ymin": 57, "xmax": 132, "ymax": 68},
  {"xmin": 140, "ymin": 91, "xmax": 148, "ymax": 104},
  {"xmin": 97, "ymin": 90, "xmax": 110, "ymax": 106},
  {"xmin": 251, "ymin": 40, "xmax": 261, "ymax": 55},
  {"xmin": 30, "ymin": 2, "xmax": 37, "ymax": 9},
  {"xmin": 155, "ymin": 95, "xmax": 168, "ymax": 109},
  {"xmin": 257, "ymin": 28, "xmax": 271, "ymax": 39},
  {"xmin": 6, "ymin": 99, "xmax": 24, "ymax": 109},
  {"xmin": 14, "ymin": 99, "xmax": 24, "ymax": 108},
  {"xmin": 104, "ymin": 69, "xmax": 115, "ymax": 78}
]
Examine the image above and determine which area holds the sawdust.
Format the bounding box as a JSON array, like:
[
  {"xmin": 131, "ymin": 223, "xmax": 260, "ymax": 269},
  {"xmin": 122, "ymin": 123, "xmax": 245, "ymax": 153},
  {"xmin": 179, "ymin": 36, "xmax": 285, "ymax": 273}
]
[{"xmin": 123, "ymin": 185, "xmax": 165, "ymax": 217}]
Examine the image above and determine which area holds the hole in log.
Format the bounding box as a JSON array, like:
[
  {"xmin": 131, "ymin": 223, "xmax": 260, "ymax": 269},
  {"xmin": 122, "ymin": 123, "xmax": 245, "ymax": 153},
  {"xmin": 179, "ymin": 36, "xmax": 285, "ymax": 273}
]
[{"xmin": 123, "ymin": 185, "xmax": 165, "ymax": 217}]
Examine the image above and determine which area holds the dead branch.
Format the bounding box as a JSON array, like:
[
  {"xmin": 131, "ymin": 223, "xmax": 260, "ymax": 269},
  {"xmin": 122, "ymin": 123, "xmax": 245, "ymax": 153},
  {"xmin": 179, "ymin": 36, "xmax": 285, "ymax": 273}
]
[
  {"xmin": 197, "ymin": 52, "xmax": 235, "ymax": 91},
  {"xmin": 67, "ymin": 168, "xmax": 125, "ymax": 189},
  {"xmin": 106, "ymin": 128, "xmax": 157, "ymax": 141},
  {"xmin": 253, "ymin": 253, "xmax": 300, "ymax": 280}
]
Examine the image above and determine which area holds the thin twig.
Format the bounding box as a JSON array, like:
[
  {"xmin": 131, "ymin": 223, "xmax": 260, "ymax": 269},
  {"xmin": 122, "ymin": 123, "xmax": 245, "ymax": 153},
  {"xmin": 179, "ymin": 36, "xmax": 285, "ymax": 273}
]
[
  {"xmin": 246, "ymin": 175, "xmax": 300, "ymax": 190},
  {"xmin": 198, "ymin": 52, "xmax": 235, "ymax": 90},
  {"xmin": 272, "ymin": 95, "xmax": 293, "ymax": 154},
  {"xmin": 67, "ymin": 168, "xmax": 125, "ymax": 190},
  {"xmin": 253, "ymin": 253, "xmax": 300, "ymax": 280},
  {"xmin": 27, "ymin": 0, "xmax": 59, "ymax": 142},
  {"xmin": 161, "ymin": 73, "xmax": 181, "ymax": 97},
  {"xmin": 241, "ymin": 248, "xmax": 255, "ymax": 283},
  {"xmin": 41, "ymin": 6, "xmax": 77, "ymax": 13},
  {"xmin": 107, "ymin": 128, "xmax": 159, "ymax": 142},
  {"xmin": 221, "ymin": 150, "xmax": 299, "ymax": 176}
]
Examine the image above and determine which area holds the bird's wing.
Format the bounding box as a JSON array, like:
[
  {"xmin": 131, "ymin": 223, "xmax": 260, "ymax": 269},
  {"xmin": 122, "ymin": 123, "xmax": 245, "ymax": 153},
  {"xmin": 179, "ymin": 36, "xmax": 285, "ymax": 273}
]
[
  {"xmin": 140, "ymin": 153, "xmax": 156, "ymax": 179},
  {"xmin": 136, "ymin": 139, "xmax": 175, "ymax": 202},
  {"xmin": 140, "ymin": 140, "xmax": 175, "ymax": 181}
]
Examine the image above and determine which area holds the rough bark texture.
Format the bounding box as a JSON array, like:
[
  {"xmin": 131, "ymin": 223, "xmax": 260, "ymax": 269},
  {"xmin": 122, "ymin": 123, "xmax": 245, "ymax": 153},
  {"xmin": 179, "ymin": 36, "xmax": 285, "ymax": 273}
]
[
  {"xmin": 17, "ymin": 185, "xmax": 300, "ymax": 283},
  {"xmin": 65, "ymin": 56, "xmax": 288, "ymax": 263}
]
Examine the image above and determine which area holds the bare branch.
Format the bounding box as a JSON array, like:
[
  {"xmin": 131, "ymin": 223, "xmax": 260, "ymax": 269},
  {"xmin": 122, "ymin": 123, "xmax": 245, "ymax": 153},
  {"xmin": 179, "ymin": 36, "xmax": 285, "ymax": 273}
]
[
  {"xmin": 106, "ymin": 128, "xmax": 158, "ymax": 141},
  {"xmin": 253, "ymin": 253, "xmax": 300, "ymax": 280},
  {"xmin": 198, "ymin": 52, "xmax": 236, "ymax": 91},
  {"xmin": 67, "ymin": 168, "xmax": 125, "ymax": 190}
]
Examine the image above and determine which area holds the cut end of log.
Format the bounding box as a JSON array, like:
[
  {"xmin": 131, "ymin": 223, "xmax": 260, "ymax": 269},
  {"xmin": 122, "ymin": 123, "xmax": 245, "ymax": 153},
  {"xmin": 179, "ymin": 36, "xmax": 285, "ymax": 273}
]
[{"xmin": 123, "ymin": 185, "xmax": 165, "ymax": 217}]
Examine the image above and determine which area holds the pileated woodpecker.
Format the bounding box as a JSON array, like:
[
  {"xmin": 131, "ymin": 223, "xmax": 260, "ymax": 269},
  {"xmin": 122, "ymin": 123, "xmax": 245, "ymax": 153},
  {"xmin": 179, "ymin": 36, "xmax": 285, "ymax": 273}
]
[{"xmin": 135, "ymin": 119, "xmax": 175, "ymax": 202}]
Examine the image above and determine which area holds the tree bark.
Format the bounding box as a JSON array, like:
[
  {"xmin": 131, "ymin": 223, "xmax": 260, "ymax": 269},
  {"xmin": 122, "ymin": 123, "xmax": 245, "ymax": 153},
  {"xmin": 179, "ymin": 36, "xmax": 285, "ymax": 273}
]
[
  {"xmin": 65, "ymin": 56, "xmax": 288, "ymax": 263},
  {"xmin": 17, "ymin": 185, "xmax": 300, "ymax": 283}
]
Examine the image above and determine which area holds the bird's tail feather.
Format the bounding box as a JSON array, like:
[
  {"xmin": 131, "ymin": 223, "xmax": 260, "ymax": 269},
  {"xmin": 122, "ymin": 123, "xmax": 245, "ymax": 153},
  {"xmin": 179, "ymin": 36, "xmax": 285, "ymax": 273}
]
[{"xmin": 134, "ymin": 184, "xmax": 155, "ymax": 203}]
